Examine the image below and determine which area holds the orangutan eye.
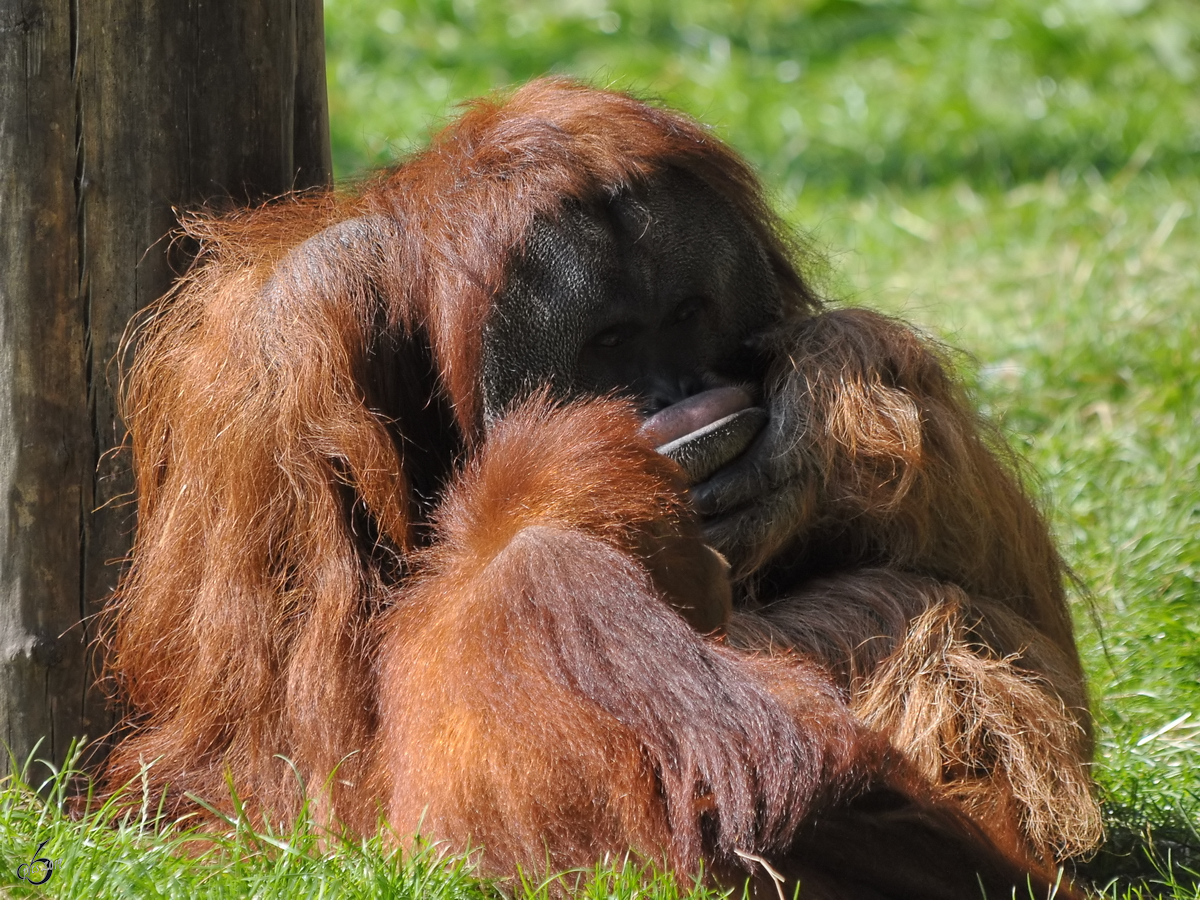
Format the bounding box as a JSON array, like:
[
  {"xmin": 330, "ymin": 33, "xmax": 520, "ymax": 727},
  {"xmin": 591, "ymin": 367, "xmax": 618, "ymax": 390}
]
[
  {"xmin": 588, "ymin": 324, "xmax": 637, "ymax": 349},
  {"xmin": 668, "ymin": 297, "xmax": 707, "ymax": 325}
]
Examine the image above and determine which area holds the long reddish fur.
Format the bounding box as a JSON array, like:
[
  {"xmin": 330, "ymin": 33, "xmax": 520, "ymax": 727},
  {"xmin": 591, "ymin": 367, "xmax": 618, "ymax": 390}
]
[
  {"xmin": 101, "ymin": 78, "xmax": 1098, "ymax": 892},
  {"xmin": 103, "ymin": 77, "xmax": 814, "ymax": 822}
]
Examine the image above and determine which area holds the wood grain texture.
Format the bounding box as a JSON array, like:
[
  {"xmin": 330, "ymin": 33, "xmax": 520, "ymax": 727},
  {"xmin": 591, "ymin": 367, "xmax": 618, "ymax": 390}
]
[{"xmin": 0, "ymin": 0, "xmax": 331, "ymax": 774}]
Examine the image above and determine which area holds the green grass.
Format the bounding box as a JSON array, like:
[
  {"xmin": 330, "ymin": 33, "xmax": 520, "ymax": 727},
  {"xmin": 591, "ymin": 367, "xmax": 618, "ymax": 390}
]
[
  {"xmin": 0, "ymin": 746, "xmax": 726, "ymax": 899},
  {"xmin": 7, "ymin": 0, "xmax": 1197, "ymax": 896},
  {"xmin": 324, "ymin": 0, "xmax": 1200, "ymax": 193}
]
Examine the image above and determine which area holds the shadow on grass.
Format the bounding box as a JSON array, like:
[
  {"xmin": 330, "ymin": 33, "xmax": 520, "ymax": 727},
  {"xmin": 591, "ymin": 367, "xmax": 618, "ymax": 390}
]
[{"xmin": 1075, "ymin": 798, "xmax": 1200, "ymax": 898}]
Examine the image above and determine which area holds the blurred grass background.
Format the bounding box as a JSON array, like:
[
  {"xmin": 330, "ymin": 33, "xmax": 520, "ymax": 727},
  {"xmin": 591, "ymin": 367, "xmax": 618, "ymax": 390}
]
[
  {"xmin": 2, "ymin": 1, "xmax": 1196, "ymax": 897},
  {"xmin": 325, "ymin": 0, "xmax": 1200, "ymax": 893},
  {"xmin": 325, "ymin": 0, "xmax": 1200, "ymax": 194}
]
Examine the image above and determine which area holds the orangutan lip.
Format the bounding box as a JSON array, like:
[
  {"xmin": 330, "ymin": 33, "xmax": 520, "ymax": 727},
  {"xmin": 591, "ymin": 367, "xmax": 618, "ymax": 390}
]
[
  {"xmin": 655, "ymin": 407, "xmax": 768, "ymax": 483},
  {"xmin": 638, "ymin": 386, "xmax": 754, "ymax": 446}
]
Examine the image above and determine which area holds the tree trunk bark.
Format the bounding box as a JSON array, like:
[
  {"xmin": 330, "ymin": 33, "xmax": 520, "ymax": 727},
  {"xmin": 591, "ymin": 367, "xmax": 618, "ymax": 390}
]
[{"xmin": 0, "ymin": 0, "xmax": 331, "ymax": 777}]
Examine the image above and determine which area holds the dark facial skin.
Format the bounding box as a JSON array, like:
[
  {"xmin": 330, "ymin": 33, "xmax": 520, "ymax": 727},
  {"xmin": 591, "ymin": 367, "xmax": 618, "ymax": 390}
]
[
  {"xmin": 482, "ymin": 168, "xmax": 780, "ymax": 419},
  {"xmin": 481, "ymin": 168, "xmax": 793, "ymax": 579}
]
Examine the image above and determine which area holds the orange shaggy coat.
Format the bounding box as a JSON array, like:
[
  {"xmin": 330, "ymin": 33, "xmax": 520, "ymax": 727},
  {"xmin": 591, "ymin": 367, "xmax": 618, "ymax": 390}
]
[{"xmin": 102, "ymin": 79, "xmax": 1098, "ymax": 896}]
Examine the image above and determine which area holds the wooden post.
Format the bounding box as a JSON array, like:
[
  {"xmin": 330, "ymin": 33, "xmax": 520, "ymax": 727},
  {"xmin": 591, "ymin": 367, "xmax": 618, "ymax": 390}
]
[{"xmin": 0, "ymin": 0, "xmax": 331, "ymax": 775}]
